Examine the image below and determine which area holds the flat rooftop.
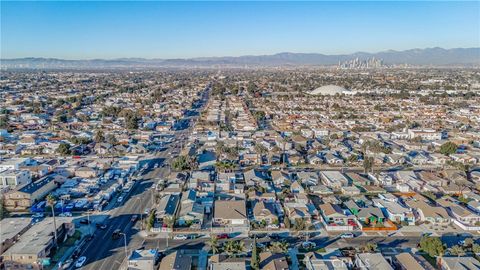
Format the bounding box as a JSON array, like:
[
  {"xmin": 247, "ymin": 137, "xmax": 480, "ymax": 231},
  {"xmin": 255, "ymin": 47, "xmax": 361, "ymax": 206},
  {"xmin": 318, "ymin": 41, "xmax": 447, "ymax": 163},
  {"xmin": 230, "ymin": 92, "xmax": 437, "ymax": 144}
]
[
  {"xmin": 0, "ymin": 217, "xmax": 31, "ymax": 245},
  {"xmin": 5, "ymin": 217, "xmax": 72, "ymax": 256}
]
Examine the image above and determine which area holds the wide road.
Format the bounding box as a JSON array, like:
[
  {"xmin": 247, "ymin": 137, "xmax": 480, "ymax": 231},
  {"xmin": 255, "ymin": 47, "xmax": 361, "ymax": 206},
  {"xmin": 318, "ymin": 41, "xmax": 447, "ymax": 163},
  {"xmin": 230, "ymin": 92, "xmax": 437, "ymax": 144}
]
[
  {"xmin": 141, "ymin": 233, "xmax": 480, "ymax": 254},
  {"xmin": 77, "ymin": 87, "xmax": 209, "ymax": 270}
]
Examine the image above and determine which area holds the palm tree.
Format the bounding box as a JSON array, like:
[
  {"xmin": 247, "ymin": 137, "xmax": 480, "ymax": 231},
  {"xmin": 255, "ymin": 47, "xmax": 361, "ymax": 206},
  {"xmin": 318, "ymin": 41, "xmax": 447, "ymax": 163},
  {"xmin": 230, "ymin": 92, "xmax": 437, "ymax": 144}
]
[
  {"xmin": 208, "ymin": 236, "xmax": 219, "ymax": 255},
  {"xmin": 268, "ymin": 241, "xmax": 289, "ymax": 253},
  {"xmin": 46, "ymin": 194, "xmax": 58, "ymax": 246},
  {"xmin": 224, "ymin": 240, "xmax": 245, "ymax": 258}
]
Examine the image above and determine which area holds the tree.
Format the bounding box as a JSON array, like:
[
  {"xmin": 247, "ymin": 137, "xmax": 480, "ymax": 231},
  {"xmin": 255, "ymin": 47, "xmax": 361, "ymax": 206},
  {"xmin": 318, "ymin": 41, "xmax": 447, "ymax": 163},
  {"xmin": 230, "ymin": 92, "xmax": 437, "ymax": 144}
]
[
  {"xmin": 106, "ymin": 134, "xmax": 117, "ymax": 145},
  {"xmin": 284, "ymin": 217, "xmax": 291, "ymax": 229},
  {"xmin": 361, "ymin": 242, "xmax": 378, "ymax": 253},
  {"xmin": 363, "ymin": 156, "xmax": 374, "ymax": 173},
  {"xmin": 472, "ymin": 243, "xmax": 480, "ymax": 254},
  {"xmin": 125, "ymin": 114, "xmax": 139, "ymax": 130},
  {"xmin": 46, "ymin": 194, "xmax": 58, "ymax": 246},
  {"xmin": 208, "ymin": 236, "xmax": 219, "ymax": 255},
  {"xmin": 172, "ymin": 155, "xmax": 193, "ymax": 171},
  {"xmin": 146, "ymin": 212, "xmax": 155, "ymax": 231},
  {"xmin": 347, "ymin": 154, "xmax": 358, "ymax": 164},
  {"xmin": 0, "ymin": 115, "xmax": 9, "ymax": 129},
  {"xmin": 94, "ymin": 130, "xmax": 105, "ymax": 143},
  {"xmin": 449, "ymin": 245, "xmax": 466, "ymax": 256},
  {"xmin": 293, "ymin": 218, "xmax": 307, "ymax": 231},
  {"xmin": 268, "ymin": 241, "xmax": 289, "ymax": 253},
  {"xmin": 463, "ymin": 238, "xmax": 474, "ymax": 248},
  {"xmin": 419, "ymin": 236, "xmax": 445, "ymax": 257},
  {"xmin": 251, "ymin": 237, "xmax": 260, "ymax": 270},
  {"xmin": 57, "ymin": 143, "xmax": 71, "ymax": 155},
  {"xmin": 440, "ymin": 141, "xmax": 457, "ymax": 156},
  {"xmin": 224, "ymin": 240, "xmax": 245, "ymax": 258}
]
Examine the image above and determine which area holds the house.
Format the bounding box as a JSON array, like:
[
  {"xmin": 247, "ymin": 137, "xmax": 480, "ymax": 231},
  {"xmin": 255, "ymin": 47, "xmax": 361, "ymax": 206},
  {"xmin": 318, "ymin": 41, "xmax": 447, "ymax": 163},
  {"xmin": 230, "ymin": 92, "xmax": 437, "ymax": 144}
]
[
  {"xmin": 437, "ymin": 198, "xmax": 480, "ymax": 226},
  {"xmin": 394, "ymin": 253, "xmax": 430, "ymax": 270},
  {"xmin": 271, "ymin": 171, "xmax": 290, "ymax": 186},
  {"xmin": 259, "ymin": 252, "xmax": 289, "ymax": 270},
  {"xmin": 0, "ymin": 218, "xmax": 32, "ymax": 256},
  {"xmin": 159, "ymin": 251, "xmax": 192, "ymax": 270},
  {"xmin": 213, "ymin": 199, "xmax": 248, "ymax": 226},
  {"xmin": 319, "ymin": 203, "xmax": 357, "ymax": 231},
  {"xmin": 290, "ymin": 181, "xmax": 305, "ymax": 194},
  {"xmin": 74, "ymin": 166, "xmax": 98, "ymax": 178},
  {"xmin": 303, "ymin": 252, "xmax": 348, "ymax": 270},
  {"xmin": 177, "ymin": 202, "xmax": 204, "ymax": 227},
  {"xmin": 209, "ymin": 255, "xmax": 247, "ymax": 270},
  {"xmin": 297, "ymin": 172, "xmax": 319, "ymax": 186},
  {"xmin": 405, "ymin": 197, "xmax": 450, "ymax": 225},
  {"xmin": 284, "ymin": 202, "xmax": 317, "ymax": 223},
  {"xmin": 0, "ymin": 158, "xmax": 32, "ymax": 171},
  {"xmin": 128, "ymin": 249, "xmax": 159, "ymax": 270},
  {"xmin": 354, "ymin": 253, "xmax": 393, "ymax": 270},
  {"xmin": 198, "ymin": 151, "xmax": 216, "ymax": 170},
  {"xmin": 156, "ymin": 194, "xmax": 180, "ymax": 221},
  {"xmin": 244, "ymin": 169, "xmax": 269, "ymax": 184},
  {"xmin": 373, "ymin": 198, "xmax": 415, "ymax": 225},
  {"xmin": 3, "ymin": 174, "xmax": 64, "ymax": 211},
  {"xmin": 253, "ymin": 201, "xmax": 278, "ymax": 225},
  {"xmin": 437, "ymin": 256, "xmax": 480, "ymax": 270},
  {"xmin": 0, "ymin": 170, "xmax": 31, "ymax": 188},
  {"xmin": 1, "ymin": 218, "xmax": 74, "ymax": 266},
  {"xmin": 341, "ymin": 186, "xmax": 361, "ymax": 195},
  {"xmin": 320, "ymin": 171, "xmax": 349, "ymax": 190},
  {"xmin": 356, "ymin": 207, "xmax": 386, "ymax": 225}
]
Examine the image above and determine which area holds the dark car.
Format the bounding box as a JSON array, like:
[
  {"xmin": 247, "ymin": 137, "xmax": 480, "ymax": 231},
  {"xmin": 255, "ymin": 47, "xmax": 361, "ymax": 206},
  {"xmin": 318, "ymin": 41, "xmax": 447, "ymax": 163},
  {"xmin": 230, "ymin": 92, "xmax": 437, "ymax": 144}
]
[
  {"xmin": 79, "ymin": 219, "xmax": 91, "ymax": 225},
  {"xmin": 85, "ymin": 234, "xmax": 94, "ymax": 241},
  {"xmin": 96, "ymin": 223, "xmax": 107, "ymax": 230},
  {"xmin": 112, "ymin": 229, "xmax": 121, "ymax": 240}
]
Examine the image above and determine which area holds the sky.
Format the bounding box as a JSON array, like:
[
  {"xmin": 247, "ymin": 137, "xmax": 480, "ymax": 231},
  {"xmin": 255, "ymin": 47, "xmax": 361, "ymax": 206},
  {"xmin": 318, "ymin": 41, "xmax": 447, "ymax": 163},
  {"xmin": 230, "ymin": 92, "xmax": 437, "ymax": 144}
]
[{"xmin": 1, "ymin": 1, "xmax": 479, "ymax": 59}]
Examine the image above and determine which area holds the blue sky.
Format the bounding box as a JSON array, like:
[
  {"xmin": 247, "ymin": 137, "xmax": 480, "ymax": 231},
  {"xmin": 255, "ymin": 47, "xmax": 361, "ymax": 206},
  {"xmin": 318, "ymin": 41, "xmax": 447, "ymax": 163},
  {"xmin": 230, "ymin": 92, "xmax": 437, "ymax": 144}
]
[{"xmin": 1, "ymin": 1, "xmax": 479, "ymax": 59}]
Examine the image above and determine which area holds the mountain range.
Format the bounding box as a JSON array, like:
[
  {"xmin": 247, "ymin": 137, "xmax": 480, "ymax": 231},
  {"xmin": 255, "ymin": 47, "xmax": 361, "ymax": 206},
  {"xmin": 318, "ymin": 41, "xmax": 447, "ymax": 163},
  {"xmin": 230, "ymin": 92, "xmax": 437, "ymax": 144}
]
[{"xmin": 2, "ymin": 47, "xmax": 479, "ymax": 69}]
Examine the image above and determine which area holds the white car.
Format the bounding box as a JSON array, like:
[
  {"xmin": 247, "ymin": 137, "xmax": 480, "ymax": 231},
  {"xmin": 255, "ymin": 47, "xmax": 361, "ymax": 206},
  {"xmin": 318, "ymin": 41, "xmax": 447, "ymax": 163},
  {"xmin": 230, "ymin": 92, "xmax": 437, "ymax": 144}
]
[
  {"xmin": 117, "ymin": 196, "xmax": 124, "ymax": 203},
  {"xmin": 75, "ymin": 256, "xmax": 86, "ymax": 268},
  {"xmin": 32, "ymin": 213, "xmax": 44, "ymax": 218},
  {"xmin": 340, "ymin": 233, "xmax": 355, "ymax": 239},
  {"xmin": 173, "ymin": 235, "xmax": 188, "ymax": 240},
  {"xmin": 267, "ymin": 224, "xmax": 279, "ymax": 229}
]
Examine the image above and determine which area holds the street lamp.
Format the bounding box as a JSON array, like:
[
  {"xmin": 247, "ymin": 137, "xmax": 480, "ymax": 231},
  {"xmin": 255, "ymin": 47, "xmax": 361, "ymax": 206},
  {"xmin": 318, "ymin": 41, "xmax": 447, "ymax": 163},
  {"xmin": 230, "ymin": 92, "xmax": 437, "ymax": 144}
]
[{"xmin": 119, "ymin": 232, "xmax": 128, "ymax": 261}]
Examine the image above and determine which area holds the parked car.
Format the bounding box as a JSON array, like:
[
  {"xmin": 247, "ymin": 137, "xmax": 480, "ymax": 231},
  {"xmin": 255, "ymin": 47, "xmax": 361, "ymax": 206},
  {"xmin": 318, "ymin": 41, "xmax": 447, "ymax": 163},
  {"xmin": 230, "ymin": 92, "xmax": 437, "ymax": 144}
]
[
  {"xmin": 85, "ymin": 234, "xmax": 94, "ymax": 241},
  {"xmin": 173, "ymin": 235, "xmax": 188, "ymax": 240},
  {"xmin": 96, "ymin": 223, "xmax": 108, "ymax": 230},
  {"xmin": 112, "ymin": 229, "xmax": 122, "ymax": 240},
  {"xmin": 217, "ymin": 234, "xmax": 229, "ymax": 239},
  {"xmin": 79, "ymin": 219, "xmax": 91, "ymax": 225},
  {"xmin": 75, "ymin": 256, "xmax": 87, "ymax": 268},
  {"xmin": 340, "ymin": 233, "xmax": 355, "ymax": 239},
  {"xmin": 32, "ymin": 213, "xmax": 44, "ymax": 218},
  {"xmin": 61, "ymin": 258, "xmax": 73, "ymax": 269},
  {"xmin": 131, "ymin": 215, "xmax": 138, "ymax": 222},
  {"xmin": 117, "ymin": 196, "xmax": 124, "ymax": 203}
]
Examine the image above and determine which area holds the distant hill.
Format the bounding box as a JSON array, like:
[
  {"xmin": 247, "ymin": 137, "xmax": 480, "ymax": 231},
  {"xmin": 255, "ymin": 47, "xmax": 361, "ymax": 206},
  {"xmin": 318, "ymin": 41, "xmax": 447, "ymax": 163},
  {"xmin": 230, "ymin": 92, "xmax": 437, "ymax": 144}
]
[{"xmin": 2, "ymin": 47, "xmax": 479, "ymax": 69}]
